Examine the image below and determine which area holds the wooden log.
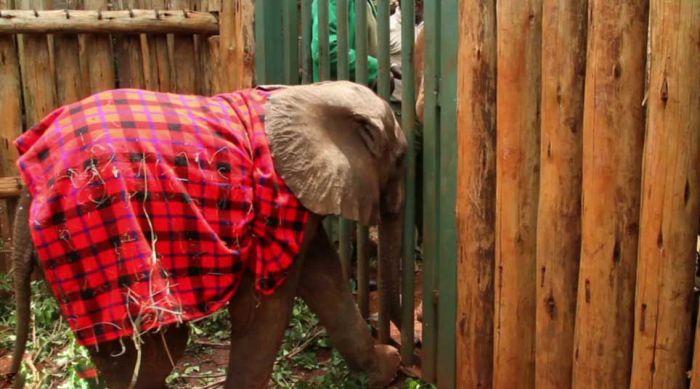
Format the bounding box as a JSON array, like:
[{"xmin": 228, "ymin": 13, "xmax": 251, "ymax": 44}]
[
  {"xmin": 0, "ymin": 198, "xmax": 12, "ymax": 273},
  {"xmin": 206, "ymin": 0, "xmax": 219, "ymax": 13},
  {"xmin": 54, "ymin": 2, "xmax": 84, "ymax": 104},
  {"xmin": 138, "ymin": 0, "xmax": 171, "ymax": 92},
  {"xmin": 493, "ymin": 1, "xmax": 542, "ymax": 387},
  {"xmin": 168, "ymin": 0, "xmax": 196, "ymax": 93},
  {"xmin": 153, "ymin": 32, "xmax": 171, "ymax": 91},
  {"xmin": 113, "ymin": 0, "xmax": 145, "ymax": 89},
  {"xmin": 0, "ymin": 0, "xmax": 21, "ymax": 274},
  {"xmin": 629, "ymin": 1, "xmax": 700, "ymax": 387},
  {"xmin": 194, "ymin": 0, "xmax": 211, "ymax": 95},
  {"xmin": 0, "ymin": 9, "xmax": 220, "ymax": 35},
  {"xmin": 535, "ymin": 1, "xmax": 587, "ymax": 388},
  {"xmin": 571, "ymin": 1, "xmax": 649, "ymax": 388},
  {"xmin": 0, "ymin": 1, "xmax": 22, "ymax": 177},
  {"xmin": 455, "ymin": 0, "xmax": 497, "ymax": 388},
  {"xmin": 0, "ymin": 176, "xmax": 23, "ymax": 198},
  {"xmin": 692, "ymin": 300, "xmax": 700, "ymax": 389},
  {"xmin": 18, "ymin": 0, "xmax": 56, "ymax": 128},
  {"xmin": 81, "ymin": 0, "xmax": 115, "ymax": 93},
  {"xmin": 218, "ymin": 0, "xmax": 254, "ymax": 91},
  {"xmin": 208, "ymin": 34, "xmax": 220, "ymax": 93}
]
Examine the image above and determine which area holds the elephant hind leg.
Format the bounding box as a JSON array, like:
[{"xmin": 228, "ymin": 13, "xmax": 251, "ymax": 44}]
[
  {"xmin": 88, "ymin": 324, "xmax": 189, "ymax": 389},
  {"xmin": 297, "ymin": 227, "xmax": 400, "ymax": 388}
]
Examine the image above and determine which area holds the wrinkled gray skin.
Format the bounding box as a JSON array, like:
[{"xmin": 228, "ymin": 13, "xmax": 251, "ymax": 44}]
[{"xmin": 9, "ymin": 81, "xmax": 407, "ymax": 389}]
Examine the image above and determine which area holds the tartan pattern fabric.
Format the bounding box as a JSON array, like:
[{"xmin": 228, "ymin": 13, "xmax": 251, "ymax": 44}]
[{"xmin": 15, "ymin": 87, "xmax": 310, "ymax": 346}]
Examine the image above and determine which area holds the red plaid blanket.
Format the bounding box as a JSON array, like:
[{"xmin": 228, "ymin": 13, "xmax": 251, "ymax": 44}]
[{"xmin": 15, "ymin": 87, "xmax": 310, "ymax": 346}]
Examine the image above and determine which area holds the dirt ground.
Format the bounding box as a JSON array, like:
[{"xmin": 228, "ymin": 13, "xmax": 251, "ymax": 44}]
[
  {"xmin": 167, "ymin": 269, "xmax": 426, "ymax": 388},
  {"xmin": 0, "ymin": 238, "xmax": 427, "ymax": 388}
]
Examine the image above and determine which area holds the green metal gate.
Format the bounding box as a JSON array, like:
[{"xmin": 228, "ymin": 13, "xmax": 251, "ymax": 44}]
[{"xmin": 254, "ymin": 1, "xmax": 457, "ymax": 387}]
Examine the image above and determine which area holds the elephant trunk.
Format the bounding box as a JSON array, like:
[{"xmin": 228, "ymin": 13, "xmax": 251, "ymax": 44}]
[
  {"xmin": 10, "ymin": 189, "xmax": 34, "ymax": 388},
  {"xmin": 378, "ymin": 210, "xmax": 404, "ymax": 331}
]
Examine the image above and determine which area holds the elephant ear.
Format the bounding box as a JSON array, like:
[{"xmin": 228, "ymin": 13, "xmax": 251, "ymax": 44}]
[{"xmin": 265, "ymin": 81, "xmax": 400, "ymax": 225}]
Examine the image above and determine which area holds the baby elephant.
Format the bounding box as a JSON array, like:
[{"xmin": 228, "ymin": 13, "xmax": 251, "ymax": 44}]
[{"xmin": 9, "ymin": 81, "xmax": 407, "ymax": 388}]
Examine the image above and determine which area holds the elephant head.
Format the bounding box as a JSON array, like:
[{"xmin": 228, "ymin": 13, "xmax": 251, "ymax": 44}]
[{"xmin": 264, "ymin": 81, "xmax": 407, "ymax": 325}]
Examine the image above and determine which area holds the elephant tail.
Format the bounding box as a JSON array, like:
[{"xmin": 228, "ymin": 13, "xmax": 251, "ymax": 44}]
[{"xmin": 9, "ymin": 188, "xmax": 34, "ymax": 389}]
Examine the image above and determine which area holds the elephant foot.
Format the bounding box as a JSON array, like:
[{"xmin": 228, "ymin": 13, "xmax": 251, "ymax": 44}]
[{"xmin": 369, "ymin": 344, "xmax": 401, "ymax": 388}]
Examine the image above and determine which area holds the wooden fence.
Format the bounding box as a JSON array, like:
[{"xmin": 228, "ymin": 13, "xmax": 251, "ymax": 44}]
[
  {"xmin": 456, "ymin": 1, "xmax": 700, "ymax": 388},
  {"xmin": 0, "ymin": 0, "xmax": 254, "ymax": 272},
  {"xmin": 2, "ymin": 1, "xmax": 698, "ymax": 388}
]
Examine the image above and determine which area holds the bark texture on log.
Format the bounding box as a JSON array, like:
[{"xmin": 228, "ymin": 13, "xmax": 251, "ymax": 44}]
[
  {"xmin": 0, "ymin": 9, "xmax": 219, "ymax": 34},
  {"xmin": 493, "ymin": 1, "xmax": 542, "ymax": 387},
  {"xmin": 572, "ymin": 1, "xmax": 649, "ymax": 388},
  {"xmin": 535, "ymin": 0, "xmax": 587, "ymax": 388},
  {"xmin": 630, "ymin": 1, "xmax": 700, "ymax": 388},
  {"xmin": 456, "ymin": 0, "xmax": 497, "ymax": 388}
]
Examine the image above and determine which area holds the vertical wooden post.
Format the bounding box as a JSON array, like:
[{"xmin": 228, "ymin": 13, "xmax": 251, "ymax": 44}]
[
  {"xmin": 692, "ymin": 300, "xmax": 700, "ymax": 389},
  {"xmin": 168, "ymin": 0, "xmax": 197, "ymax": 94},
  {"xmin": 194, "ymin": 0, "xmax": 212, "ymax": 95},
  {"xmin": 208, "ymin": 35, "xmax": 221, "ymax": 93},
  {"xmin": 112, "ymin": 0, "xmax": 145, "ymax": 89},
  {"xmin": 206, "ymin": 0, "xmax": 218, "ymax": 13},
  {"xmin": 82, "ymin": 0, "xmax": 116, "ymax": 92},
  {"xmin": 0, "ymin": 0, "xmax": 22, "ymax": 176},
  {"xmin": 139, "ymin": 0, "xmax": 172, "ymax": 91},
  {"xmin": 535, "ymin": 1, "xmax": 587, "ymax": 388},
  {"xmin": 18, "ymin": 0, "xmax": 56, "ymax": 127},
  {"xmin": 456, "ymin": 0, "xmax": 496, "ymax": 388},
  {"xmin": 493, "ymin": 1, "xmax": 542, "ymax": 387},
  {"xmin": 571, "ymin": 1, "xmax": 649, "ymax": 388},
  {"xmin": 219, "ymin": 0, "xmax": 254, "ymax": 91},
  {"xmin": 0, "ymin": 0, "xmax": 22, "ymax": 273},
  {"xmin": 630, "ymin": 1, "xmax": 700, "ymax": 387},
  {"xmin": 54, "ymin": 2, "xmax": 85, "ymax": 104}
]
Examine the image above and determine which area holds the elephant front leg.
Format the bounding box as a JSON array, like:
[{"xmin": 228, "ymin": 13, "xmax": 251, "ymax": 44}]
[
  {"xmin": 297, "ymin": 227, "xmax": 400, "ymax": 388},
  {"xmin": 224, "ymin": 255, "xmax": 304, "ymax": 388}
]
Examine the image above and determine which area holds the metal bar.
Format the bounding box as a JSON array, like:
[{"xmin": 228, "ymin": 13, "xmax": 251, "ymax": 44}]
[
  {"xmin": 354, "ymin": 0, "xmax": 368, "ymax": 85},
  {"xmin": 376, "ymin": 0, "xmax": 391, "ymax": 344},
  {"xmin": 357, "ymin": 225, "xmax": 370, "ymax": 318},
  {"xmin": 339, "ymin": 220, "xmax": 353, "ymax": 282},
  {"xmin": 376, "ymin": 0, "xmax": 391, "ymax": 100},
  {"xmin": 399, "ymin": 0, "xmax": 416, "ymax": 364},
  {"xmin": 301, "ymin": 0, "xmax": 313, "ymax": 84},
  {"xmin": 336, "ymin": 0, "xmax": 349, "ymax": 79},
  {"xmin": 420, "ymin": 0, "xmax": 440, "ymax": 382},
  {"xmin": 283, "ymin": 0, "xmax": 299, "ymax": 84},
  {"xmin": 318, "ymin": 0, "xmax": 331, "ymax": 80},
  {"xmin": 436, "ymin": 0, "xmax": 458, "ymax": 387},
  {"xmin": 354, "ymin": 0, "xmax": 370, "ymax": 319},
  {"xmin": 336, "ymin": 0, "xmax": 353, "ymax": 283},
  {"xmin": 254, "ymin": 0, "xmax": 284, "ymax": 84}
]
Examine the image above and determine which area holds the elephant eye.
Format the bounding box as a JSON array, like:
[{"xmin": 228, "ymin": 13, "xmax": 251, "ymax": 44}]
[{"xmin": 395, "ymin": 152, "xmax": 407, "ymax": 170}]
